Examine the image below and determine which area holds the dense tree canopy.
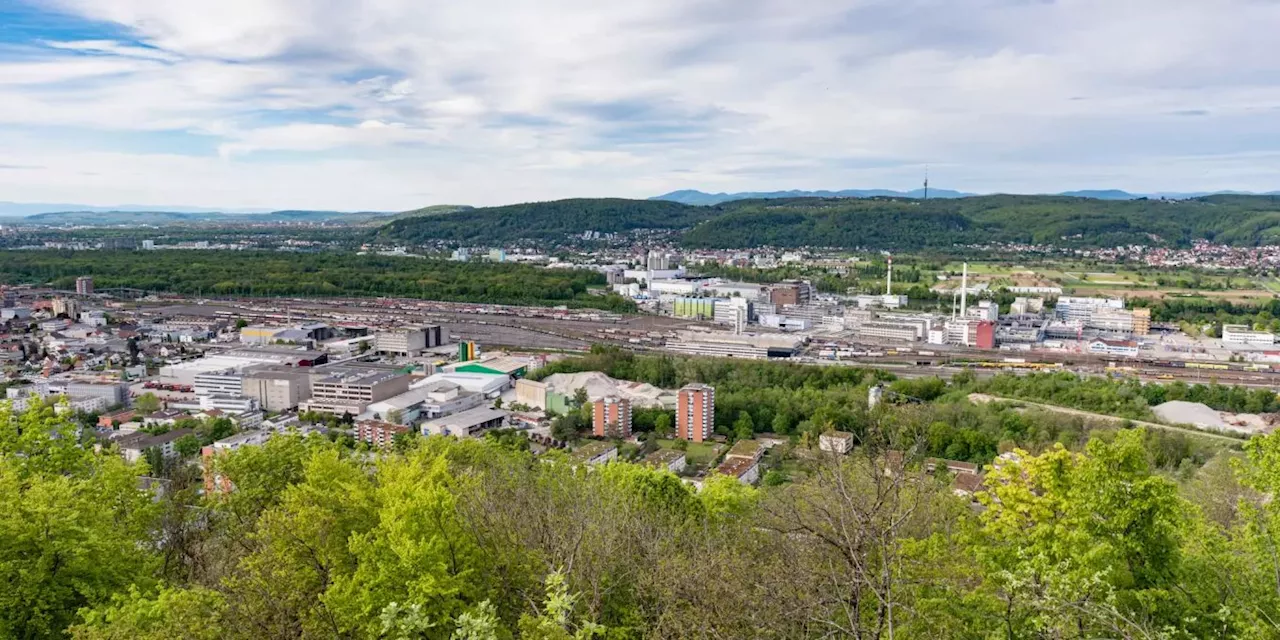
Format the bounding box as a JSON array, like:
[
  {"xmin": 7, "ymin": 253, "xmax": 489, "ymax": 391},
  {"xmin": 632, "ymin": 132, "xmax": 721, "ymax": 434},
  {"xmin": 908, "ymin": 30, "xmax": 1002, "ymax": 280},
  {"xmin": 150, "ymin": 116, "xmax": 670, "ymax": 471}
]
[
  {"xmin": 378, "ymin": 194, "xmax": 1280, "ymax": 250},
  {"xmin": 0, "ymin": 397, "xmax": 1264, "ymax": 638},
  {"xmin": 0, "ymin": 250, "xmax": 634, "ymax": 311},
  {"xmin": 376, "ymin": 198, "xmax": 713, "ymax": 245}
]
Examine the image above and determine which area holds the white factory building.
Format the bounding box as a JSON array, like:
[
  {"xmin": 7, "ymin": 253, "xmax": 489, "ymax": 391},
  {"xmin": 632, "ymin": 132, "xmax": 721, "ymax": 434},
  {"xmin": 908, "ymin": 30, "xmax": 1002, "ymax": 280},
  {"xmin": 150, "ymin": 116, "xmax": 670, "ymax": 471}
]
[{"xmin": 1223, "ymin": 324, "xmax": 1276, "ymax": 346}]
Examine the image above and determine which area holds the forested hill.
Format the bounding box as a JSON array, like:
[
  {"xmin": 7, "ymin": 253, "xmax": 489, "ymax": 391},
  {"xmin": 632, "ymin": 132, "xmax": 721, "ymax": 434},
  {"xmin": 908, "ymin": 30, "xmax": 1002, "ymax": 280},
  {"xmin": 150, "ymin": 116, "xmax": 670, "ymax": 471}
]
[
  {"xmin": 375, "ymin": 198, "xmax": 713, "ymax": 244},
  {"xmin": 375, "ymin": 193, "xmax": 1280, "ymax": 249},
  {"xmin": 683, "ymin": 193, "xmax": 1280, "ymax": 249}
]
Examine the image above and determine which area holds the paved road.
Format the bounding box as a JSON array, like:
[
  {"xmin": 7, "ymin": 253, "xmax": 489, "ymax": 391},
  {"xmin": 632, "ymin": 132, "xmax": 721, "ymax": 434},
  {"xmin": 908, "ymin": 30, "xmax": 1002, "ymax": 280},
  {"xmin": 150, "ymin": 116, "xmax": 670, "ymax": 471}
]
[{"xmin": 967, "ymin": 393, "xmax": 1248, "ymax": 445}]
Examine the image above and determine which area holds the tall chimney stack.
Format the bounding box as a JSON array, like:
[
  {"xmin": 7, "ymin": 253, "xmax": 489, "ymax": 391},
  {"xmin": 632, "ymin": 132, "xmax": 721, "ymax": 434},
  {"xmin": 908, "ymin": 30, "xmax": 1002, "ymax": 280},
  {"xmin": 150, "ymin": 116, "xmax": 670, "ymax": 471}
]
[{"xmin": 886, "ymin": 255, "xmax": 893, "ymax": 296}]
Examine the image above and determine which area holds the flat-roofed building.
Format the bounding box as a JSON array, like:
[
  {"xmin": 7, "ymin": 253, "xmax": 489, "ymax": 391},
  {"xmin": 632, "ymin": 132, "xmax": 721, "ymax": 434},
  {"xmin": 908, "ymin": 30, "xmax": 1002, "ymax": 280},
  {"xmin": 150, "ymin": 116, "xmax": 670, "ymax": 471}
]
[
  {"xmin": 242, "ymin": 367, "xmax": 313, "ymax": 412},
  {"xmin": 362, "ymin": 380, "xmax": 486, "ymax": 424},
  {"xmin": 570, "ymin": 440, "xmax": 618, "ymax": 466},
  {"xmin": 301, "ymin": 362, "xmax": 411, "ymax": 415},
  {"xmin": 355, "ymin": 420, "xmax": 409, "ymax": 449},
  {"xmin": 665, "ymin": 331, "xmax": 803, "ymax": 360},
  {"xmin": 716, "ymin": 456, "xmax": 760, "ymax": 485},
  {"xmin": 375, "ymin": 326, "xmax": 442, "ymax": 356},
  {"xmin": 421, "ymin": 406, "xmax": 508, "ymax": 438},
  {"xmin": 677, "ymin": 383, "xmax": 714, "ymax": 443},
  {"xmin": 643, "ymin": 449, "xmax": 687, "ymax": 474},
  {"xmin": 724, "ymin": 439, "xmax": 764, "ymax": 463},
  {"xmin": 1224, "ymin": 324, "xmax": 1275, "ymax": 346},
  {"xmin": 194, "ymin": 372, "xmax": 244, "ymax": 397},
  {"xmin": 592, "ymin": 395, "xmax": 632, "ymax": 438},
  {"xmin": 819, "ymin": 431, "xmax": 854, "ymax": 455},
  {"xmin": 116, "ymin": 428, "xmax": 194, "ymax": 464}
]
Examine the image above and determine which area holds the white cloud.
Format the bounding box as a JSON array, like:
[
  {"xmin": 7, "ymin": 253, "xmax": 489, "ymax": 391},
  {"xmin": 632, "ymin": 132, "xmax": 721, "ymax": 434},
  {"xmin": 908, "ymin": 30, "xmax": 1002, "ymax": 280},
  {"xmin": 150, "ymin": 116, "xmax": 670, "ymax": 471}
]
[{"xmin": 2, "ymin": 0, "xmax": 1280, "ymax": 208}]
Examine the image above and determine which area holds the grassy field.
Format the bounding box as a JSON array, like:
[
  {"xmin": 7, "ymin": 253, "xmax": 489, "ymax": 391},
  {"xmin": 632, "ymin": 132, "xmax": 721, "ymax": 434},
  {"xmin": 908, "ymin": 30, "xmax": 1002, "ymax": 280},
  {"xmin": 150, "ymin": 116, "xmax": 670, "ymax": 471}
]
[{"xmin": 938, "ymin": 261, "xmax": 1273, "ymax": 301}]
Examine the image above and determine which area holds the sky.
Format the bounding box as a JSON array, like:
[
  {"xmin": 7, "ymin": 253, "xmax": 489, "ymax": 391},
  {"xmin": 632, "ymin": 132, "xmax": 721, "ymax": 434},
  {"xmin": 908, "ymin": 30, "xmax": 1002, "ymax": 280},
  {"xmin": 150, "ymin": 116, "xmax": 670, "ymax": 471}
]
[{"xmin": 2, "ymin": 0, "xmax": 1280, "ymax": 211}]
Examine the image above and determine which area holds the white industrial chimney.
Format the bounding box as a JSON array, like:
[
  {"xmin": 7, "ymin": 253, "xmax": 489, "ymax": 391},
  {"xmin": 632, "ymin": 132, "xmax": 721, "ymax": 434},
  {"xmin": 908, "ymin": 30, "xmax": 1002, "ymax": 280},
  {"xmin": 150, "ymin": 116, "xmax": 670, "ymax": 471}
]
[{"xmin": 886, "ymin": 255, "xmax": 893, "ymax": 295}]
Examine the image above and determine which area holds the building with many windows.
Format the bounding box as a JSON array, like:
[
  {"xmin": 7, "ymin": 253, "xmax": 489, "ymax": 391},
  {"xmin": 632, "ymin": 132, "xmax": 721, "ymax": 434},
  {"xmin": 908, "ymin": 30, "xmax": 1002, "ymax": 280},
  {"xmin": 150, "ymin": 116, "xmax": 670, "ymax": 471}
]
[
  {"xmin": 592, "ymin": 395, "xmax": 632, "ymax": 438},
  {"xmin": 300, "ymin": 362, "xmax": 412, "ymax": 415},
  {"xmin": 677, "ymin": 383, "xmax": 714, "ymax": 443},
  {"xmin": 1087, "ymin": 339, "xmax": 1139, "ymax": 357},
  {"xmin": 1223, "ymin": 324, "xmax": 1276, "ymax": 346},
  {"xmin": 355, "ymin": 420, "xmax": 410, "ymax": 449}
]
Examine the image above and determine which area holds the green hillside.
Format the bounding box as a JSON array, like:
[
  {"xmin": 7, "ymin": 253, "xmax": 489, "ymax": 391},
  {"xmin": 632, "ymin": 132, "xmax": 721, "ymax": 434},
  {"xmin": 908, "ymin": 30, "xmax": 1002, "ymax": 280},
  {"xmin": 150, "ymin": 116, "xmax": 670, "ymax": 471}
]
[
  {"xmin": 376, "ymin": 194, "xmax": 1280, "ymax": 249},
  {"xmin": 681, "ymin": 194, "xmax": 1280, "ymax": 249},
  {"xmin": 375, "ymin": 198, "xmax": 713, "ymax": 243}
]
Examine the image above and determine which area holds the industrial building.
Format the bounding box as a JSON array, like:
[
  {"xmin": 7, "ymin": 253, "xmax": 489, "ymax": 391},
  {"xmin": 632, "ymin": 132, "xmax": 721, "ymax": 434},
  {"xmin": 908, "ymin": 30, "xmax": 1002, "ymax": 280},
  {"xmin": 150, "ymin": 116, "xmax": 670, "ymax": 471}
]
[
  {"xmin": 1223, "ymin": 324, "xmax": 1276, "ymax": 346},
  {"xmin": 375, "ymin": 325, "xmax": 443, "ymax": 356},
  {"xmin": 672, "ymin": 297, "xmax": 718, "ymax": 320},
  {"xmin": 241, "ymin": 367, "xmax": 313, "ymax": 412},
  {"xmin": 446, "ymin": 355, "xmax": 529, "ymax": 378},
  {"xmin": 1087, "ymin": 339, "xmax": 1139, "ymax": 357},
  {"xmin": 362, "ymin": 379, "xmax": 486, "ymax": 424},
  {"xmin": 665, "ymin": 331, "xmax": 804, "ymax": 359},
  {"xmin": 769, "ymin": 280, "xmax": 814, "ymax": 306},
  {"xmin": 421, "ymin": 406, "xmax": 509, "ymax": 438},
  {"xmin": 300, "ymin": 362, "xmax": 412, "ymax": 415}
]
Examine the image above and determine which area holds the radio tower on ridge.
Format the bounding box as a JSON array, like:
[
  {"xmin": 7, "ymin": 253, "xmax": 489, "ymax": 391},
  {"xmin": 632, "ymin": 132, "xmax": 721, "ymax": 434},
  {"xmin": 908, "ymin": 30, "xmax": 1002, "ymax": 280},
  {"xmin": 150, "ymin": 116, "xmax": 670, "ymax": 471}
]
[{"xmin": 923, "ymin": 166, "xmax": 929, "ymax": 200}]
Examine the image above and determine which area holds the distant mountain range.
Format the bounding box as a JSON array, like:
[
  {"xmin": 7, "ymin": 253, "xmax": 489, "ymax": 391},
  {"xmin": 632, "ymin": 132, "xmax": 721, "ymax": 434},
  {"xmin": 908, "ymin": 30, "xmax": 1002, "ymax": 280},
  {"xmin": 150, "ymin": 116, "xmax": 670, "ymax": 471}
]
[
  {"xmin": 0, "ymin": 201, "xmax": 275, "ymax": 217},
  {"xmin": 652, "ymin": 188, "xmax": 1280, "ymax": 205},
  {"xmin": 0, "ymin": 209, "xmax": 391, "ymax": 226}
]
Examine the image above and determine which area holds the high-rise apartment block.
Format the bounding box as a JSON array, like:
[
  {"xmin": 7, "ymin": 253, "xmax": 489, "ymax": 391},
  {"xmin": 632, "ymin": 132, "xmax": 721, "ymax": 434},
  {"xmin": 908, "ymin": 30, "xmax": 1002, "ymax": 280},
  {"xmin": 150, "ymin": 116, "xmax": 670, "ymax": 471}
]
[
  {"xmin": 75, "ymin": 276, "xmax": 93, "ymax": 295},
  {"xmin": 676, "ymin": 383, "xmax": 715, "ymax": 442},
  {"xmin": 592, "ymin": 395, "xmax": 632, "ymax": 438}
]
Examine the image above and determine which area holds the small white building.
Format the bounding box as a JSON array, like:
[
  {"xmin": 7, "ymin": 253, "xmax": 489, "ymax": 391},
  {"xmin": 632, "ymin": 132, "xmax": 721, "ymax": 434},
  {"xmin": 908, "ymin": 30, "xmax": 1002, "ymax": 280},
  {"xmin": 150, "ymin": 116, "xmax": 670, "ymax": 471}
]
[
  {"xmin": 819, "ymin": 431, "xmax": 855, "ymax": 455},
  {"xmin": 1087, "ymin": 339, "xmax": 1139, "ymax": 358}
]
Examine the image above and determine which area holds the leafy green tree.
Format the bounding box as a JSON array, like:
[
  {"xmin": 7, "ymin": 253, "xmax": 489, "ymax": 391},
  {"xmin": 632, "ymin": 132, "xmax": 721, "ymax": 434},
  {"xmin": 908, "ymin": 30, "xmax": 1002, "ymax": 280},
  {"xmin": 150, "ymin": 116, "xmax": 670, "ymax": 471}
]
[
  {"xmin": 517, "ymin": 572, "xmax": 605, "ymax": 640},
  {"xmin": 134, "ymin": 393, "xmax": 161, "ymax": 415},
  {"xmin": 732, "ymin": 412, "xmax": 754, "ymax": 441},
  {"xmin": 173, "ymin": 434, "xmax": 201, "ymax": 458},
  {"xmin": 71, "ymin": 586, "xmax": 226, "ymax": 640},
  {"xmin": 0, "ymin": 403, "xmax": 160, "ymax": 639},
  {"xmin": 653, "ymin": 413, "xmax": 673, "ymax": 439}
]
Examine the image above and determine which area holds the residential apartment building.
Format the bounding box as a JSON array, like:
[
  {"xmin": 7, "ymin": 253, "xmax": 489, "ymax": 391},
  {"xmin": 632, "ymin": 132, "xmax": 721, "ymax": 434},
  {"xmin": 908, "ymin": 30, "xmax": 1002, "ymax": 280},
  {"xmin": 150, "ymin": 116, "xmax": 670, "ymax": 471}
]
[
  {"xmin": 355, "ymin": 420, "xmax": 410, "ymax": 449},
  {"xmin": 716, "ymin": 456, "xmax": 760, "ymax": 485},
  {"xmin": 592, "ymin": 395, "xmax": 632, "ymax": 438},
  {"xmin": 677, "ymin": 383, "xmax": 715, "ymax": 443},
  {"xmin": 643, "ymin": 449, "xmax": 687, "ymax": 474},
  {"xmin": 75, "ymin": 276, "xmax": 94, "ymax": 295},
  {"xmin": 117, "ymin": 428, "xmax": 194, "ymax": 464}
]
